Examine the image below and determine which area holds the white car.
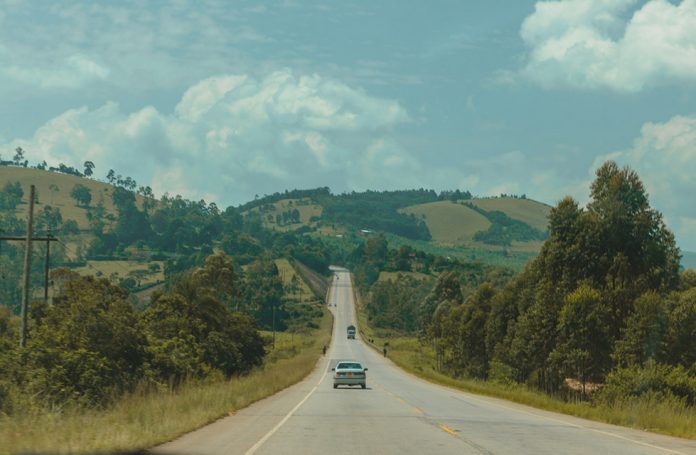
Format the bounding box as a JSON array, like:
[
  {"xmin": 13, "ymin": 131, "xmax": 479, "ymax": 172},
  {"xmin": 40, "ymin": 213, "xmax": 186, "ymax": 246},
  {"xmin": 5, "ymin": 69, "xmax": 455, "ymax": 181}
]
[{"xmin": 332, "ymin": 361, "xmax": 368, "ymax": 389}]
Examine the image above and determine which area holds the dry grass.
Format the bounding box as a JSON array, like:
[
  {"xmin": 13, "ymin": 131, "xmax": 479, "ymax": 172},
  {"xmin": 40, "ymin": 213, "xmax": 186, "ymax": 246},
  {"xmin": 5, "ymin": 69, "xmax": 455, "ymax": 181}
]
[
  {"xmin": 275, "ymin": 258, "xmax": 316, "ymax": 302},
  {"xmin": 244, "ymin": 198, "xmax": 323, "ymax": 232},
  {"xmin": 469, "ymin": 197, "xmax": 551, "ymax": 232},
  {"xmin": 400, "ymin": 201, "xmax": 490, "ymax": 245},
  {"xmin": 72, "ymin": 260, "xmax": 165, "ymax": 285},
  {"xmin": 0, "ymin": 311, "xmax": 333, "ymax": 454},
  {"xmin": 0, "ymin": 167, "xmax": 150, "ymax": 230},
  {"xmin": 354, "ymin": 284, "xmax": 696, "ymax": 440}
]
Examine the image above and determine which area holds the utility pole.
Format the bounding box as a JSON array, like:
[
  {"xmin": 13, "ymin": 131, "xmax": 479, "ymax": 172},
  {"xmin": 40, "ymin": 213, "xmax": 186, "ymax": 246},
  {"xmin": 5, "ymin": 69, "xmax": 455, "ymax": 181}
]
[
  {"xmin": 20, "ymin": 185, "xmax": 35, "ymax": 348},
  {"xmin": 1, "ymin": 235, "xmax": 58, "ymax": 301},
  {"xmin": 272, "ymin": 303, "xmax": 276, "ymax": 348},
  {"xmin": 44, "ymin": 233, "xmax": 52, "ymax": 301}
]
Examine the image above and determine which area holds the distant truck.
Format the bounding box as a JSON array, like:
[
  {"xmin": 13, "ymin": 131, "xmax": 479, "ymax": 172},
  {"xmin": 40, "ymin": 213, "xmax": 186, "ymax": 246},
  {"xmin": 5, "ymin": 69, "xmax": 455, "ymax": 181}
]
[{"xmin": 347, "ymin": 325, "xmax": 356, "ymax": 339}]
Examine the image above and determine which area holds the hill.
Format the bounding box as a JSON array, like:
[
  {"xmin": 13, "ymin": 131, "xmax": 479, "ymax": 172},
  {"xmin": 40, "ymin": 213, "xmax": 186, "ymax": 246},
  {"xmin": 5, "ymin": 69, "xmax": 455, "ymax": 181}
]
[
  {"xmin": 399, "ymin": 200, "xmax": 490, "ymax": 244},
  {"xmin": 469, "ymin": 197, "xmax": 551, "ymax": 232},
  {"xmin": 242, "ymin": 190, "xmax": 552, "ymax": 269},
  {"xmin": 244, "ymin": 198, "xmax": 323, "ymax": 232},
  {"xmin": 0, "ymin": 166, "xmax": 148, "ymax": 230}
]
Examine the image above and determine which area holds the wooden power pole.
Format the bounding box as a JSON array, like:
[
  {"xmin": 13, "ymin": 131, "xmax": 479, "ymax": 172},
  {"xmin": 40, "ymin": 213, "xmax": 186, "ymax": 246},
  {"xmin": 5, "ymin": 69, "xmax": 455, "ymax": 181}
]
[{"xmin": 20, "ymin": 185, "xmax": 35, "ymax": 348}]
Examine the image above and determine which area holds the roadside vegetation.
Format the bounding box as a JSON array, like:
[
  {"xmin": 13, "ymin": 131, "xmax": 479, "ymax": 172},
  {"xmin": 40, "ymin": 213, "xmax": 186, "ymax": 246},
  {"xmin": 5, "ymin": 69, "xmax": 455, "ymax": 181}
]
[
  {"xmin": 0, "ymin": 309, "xmax": 331, "ymax": 454},
  {"xmin": 354, "ymin": 162, "xmax": 696, "ymax": 439},
  {"xmin": 3, "ymin": 154, "xmax": 695, "ymax": 446}
]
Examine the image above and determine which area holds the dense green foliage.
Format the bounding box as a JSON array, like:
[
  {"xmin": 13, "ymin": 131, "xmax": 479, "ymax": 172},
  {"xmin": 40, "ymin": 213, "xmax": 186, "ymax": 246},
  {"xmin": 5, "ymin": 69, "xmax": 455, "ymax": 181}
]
[
  {"xmin": 0, "ymin": 252, "xmax": 267, "ymax": 414},
  {"xmin": 430, "ymin": 163, "xmax": 688, "ymax": 395},
  {"xmin": 467, "ymin": 203, "xmax": 547, "ymax": 246},
  {"xmin": 70, "ymin": 184, "xmax": 92, "ymax": 207},
  {"xmin": 321, "ymin": 190, "xmax": 441, "ymax": 240},
  {"xmin": 0, "ymin": 181, "xmax": 23, "ymax": 211},
  {"xmin": 358, "ymin": 162, "xmax": 695, "ymax": 409},
  {"xmin": 352, "ymin": 234, "xmax": 515, "ymax": 333}
]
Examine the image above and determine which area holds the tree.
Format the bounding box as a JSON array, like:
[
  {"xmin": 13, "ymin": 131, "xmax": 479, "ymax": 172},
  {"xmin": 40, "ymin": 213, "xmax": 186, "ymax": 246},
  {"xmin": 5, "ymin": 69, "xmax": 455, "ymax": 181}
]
[
  {"xmin": 12, "ymin": 147, "xmax": 24, "ymax": 165},
  {"xmin": 549, "ymin": 285, "xmax": 611, "ymax": 395},
  {"xmin": 25, "ymin": 274, "xmax": 147, "ymax": 407},
  {"xmin": 661, "ymin": 288, "xmax": 696, "ymax": 368},
  {"xmin": 195, "ymin": 251, "xmax": 237, "ymax": 305},
  {"xmin": 35, "ymin": 206, "xmax": 63, "ymax": 233},
  {"xmin": 61, "ymin": 219, "xmax": 80, "ymax": 235},
  {"xmin": 612, "ymin": 291, "xmax": 667, "ymax": 368},
  {"xmin": 83, "ymin": 161, "xmax": 95, "ymax": 177},
  {"xmin": 106, "ymin": 169, "xmax": 116, "ymax": 184},
  {"xmin": 142, "ymin": 266, "xmax": 265, "ymax": 383},
  {"xmin": 0, "ymin": 182, "xmax": 23, "ymax": 210},
  {"xmin": 70, "ymin": 184, "xmax": 92, "ymax": 207}
]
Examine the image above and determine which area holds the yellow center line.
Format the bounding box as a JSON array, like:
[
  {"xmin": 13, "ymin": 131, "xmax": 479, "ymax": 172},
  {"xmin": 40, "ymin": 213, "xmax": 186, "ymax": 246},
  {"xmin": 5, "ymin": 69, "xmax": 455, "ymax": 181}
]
[
  {"xmin": 412, "ymin": 406, "xmax": 423, "ymax": 414},
  {"xmin": 440, "ymin": 424, "xmax": 459, "ymax": 436}
]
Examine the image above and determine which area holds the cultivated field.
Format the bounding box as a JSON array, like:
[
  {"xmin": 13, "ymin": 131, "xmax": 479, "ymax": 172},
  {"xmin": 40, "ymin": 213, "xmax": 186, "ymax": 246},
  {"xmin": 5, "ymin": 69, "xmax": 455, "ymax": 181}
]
[
  {"xmin": 469, "ymin": 197, "xmax": 551, "ymax": 232},
  {"xmin": 274, "ymin": 258, "xmax": 316, "ymax": 302},
  {"xmin": 72, "ymin": 260, "xmax": 165, "ymax": 287},
  {"xmin": 400, "ymin": 200, "xmax": 491, "ymax": 245}
]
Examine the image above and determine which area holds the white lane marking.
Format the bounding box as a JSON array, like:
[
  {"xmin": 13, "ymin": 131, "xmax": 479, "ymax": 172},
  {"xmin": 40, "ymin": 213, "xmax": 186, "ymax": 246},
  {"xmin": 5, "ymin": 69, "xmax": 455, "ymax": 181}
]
[{"xmin": 244, "ymin": 360, "xmax": 327, "ymax": 455}]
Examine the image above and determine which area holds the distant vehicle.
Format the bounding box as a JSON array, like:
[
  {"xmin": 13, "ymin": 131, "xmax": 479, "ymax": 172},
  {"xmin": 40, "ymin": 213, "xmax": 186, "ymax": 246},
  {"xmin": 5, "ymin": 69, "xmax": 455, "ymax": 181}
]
[
  {"xmin": 347, "ymin": 325, "xmax": 356, "ymax": 339},
  {"xmin": 332, "ymin": 360, "xmax": 367, "ymax": 389}
]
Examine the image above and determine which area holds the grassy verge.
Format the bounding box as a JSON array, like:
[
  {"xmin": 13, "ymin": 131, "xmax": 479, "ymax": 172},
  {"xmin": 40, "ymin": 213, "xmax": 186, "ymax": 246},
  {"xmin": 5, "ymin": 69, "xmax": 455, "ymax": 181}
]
[
  {"xmin": 0, "ymin": 310, "xmax": 332, "ymax": 454},
  {"xmin": 354, "ymin": 284, "xmax": 696, "ymax": 440}
]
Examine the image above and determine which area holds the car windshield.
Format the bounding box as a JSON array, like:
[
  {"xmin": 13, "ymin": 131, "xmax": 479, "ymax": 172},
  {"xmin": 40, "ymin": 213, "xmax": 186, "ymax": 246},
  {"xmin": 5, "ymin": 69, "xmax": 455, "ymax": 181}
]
[{"xmin": 337, "ymin": 363, "xmax": 362, "ymax": 370}]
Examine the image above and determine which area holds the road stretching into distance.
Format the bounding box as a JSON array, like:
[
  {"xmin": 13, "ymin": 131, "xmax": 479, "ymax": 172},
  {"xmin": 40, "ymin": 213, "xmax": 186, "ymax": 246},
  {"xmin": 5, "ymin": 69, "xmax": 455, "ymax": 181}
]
[{"xmin": 152, "ymin": 268, "xmax": 696, "ymax": 455}]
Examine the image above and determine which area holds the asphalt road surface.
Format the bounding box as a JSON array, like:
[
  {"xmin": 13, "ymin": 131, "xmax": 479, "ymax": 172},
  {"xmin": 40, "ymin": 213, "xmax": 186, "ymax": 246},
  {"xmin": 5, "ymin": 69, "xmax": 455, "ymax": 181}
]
[{"xmin": 152, "ymin": 268, "xmax": 696, "ymax": 455}]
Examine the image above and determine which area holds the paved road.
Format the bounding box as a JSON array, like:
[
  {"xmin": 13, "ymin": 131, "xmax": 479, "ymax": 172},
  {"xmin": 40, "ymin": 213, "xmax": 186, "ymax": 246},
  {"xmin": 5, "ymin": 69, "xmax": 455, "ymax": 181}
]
[{"xmin": 153, "ymin": 268, "xmax": 696, "ymax": 455}]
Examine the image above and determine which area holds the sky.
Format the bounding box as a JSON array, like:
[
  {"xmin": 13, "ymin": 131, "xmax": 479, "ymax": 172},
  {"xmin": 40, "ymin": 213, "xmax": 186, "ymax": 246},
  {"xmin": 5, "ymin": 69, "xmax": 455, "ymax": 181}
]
[{"xmin": 1, "ymin": 0, "xmax": 696, "ymax": 250}]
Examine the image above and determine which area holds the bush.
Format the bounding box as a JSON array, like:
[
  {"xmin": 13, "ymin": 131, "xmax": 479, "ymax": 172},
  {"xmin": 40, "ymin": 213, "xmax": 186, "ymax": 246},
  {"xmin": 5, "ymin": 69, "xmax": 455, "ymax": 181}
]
[{"xmin": 595, "ymin": 361, "xmax": 696, "ymax": 407}]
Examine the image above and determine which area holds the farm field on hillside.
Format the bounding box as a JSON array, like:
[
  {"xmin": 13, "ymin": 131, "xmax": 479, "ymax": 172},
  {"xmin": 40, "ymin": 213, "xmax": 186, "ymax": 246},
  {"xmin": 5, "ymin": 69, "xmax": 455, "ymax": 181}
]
[
  {"xmin": 72, "ymin": 260, "xmax": 165, "ymax": 287},
  {"xmin": 274, "ymin": 258, "xmax": 316, "ymax": 302},
  {"xmin": 469, "ymin": 197, "xmax": 551, "ymax": 232},
  {"xmin": 245, "ymin": 198, "xmax": 322, "ymax": 232},
  {"xmin": 400, "ymin": 200, "xmax": 490, "ymax": 244}
]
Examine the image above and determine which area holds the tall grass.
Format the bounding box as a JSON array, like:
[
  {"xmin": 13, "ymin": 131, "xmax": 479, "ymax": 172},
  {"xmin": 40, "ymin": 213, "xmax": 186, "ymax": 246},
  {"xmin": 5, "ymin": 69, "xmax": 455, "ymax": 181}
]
[
  {"xmin": 356, "ymin": 299, "xmax": 696, "ymax": 439},
  {"xmin": 0, "ymin": 310, "xmax": 332, "ymax": 454}
]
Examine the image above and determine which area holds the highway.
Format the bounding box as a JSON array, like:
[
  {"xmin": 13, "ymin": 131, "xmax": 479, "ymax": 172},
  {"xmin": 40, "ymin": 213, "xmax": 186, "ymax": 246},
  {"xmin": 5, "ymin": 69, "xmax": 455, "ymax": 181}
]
[{"xmin": 152, "ymin": 268, "xmax": 696, "ymax": 455}]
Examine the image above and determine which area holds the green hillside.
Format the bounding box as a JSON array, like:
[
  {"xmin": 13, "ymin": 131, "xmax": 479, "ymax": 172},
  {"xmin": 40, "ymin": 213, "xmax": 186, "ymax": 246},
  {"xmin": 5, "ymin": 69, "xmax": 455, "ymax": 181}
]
[
  {"xmin": 399, "ymin": 200, "xmax": 490, "ymax": 244},
  {"xmin": 469, "ymin": 197, "xmax": 551, "ymax": 232},
  {"xmin": 243, "ymin": 198, "xmax": 322, "ymax": 232},
  {"xmin": 238, "ymin": 190, "xmax": 552, "ymax": 268},
  {"xmin": 0, "ymin": 167, "xmax": 148, "ymax": 230}
]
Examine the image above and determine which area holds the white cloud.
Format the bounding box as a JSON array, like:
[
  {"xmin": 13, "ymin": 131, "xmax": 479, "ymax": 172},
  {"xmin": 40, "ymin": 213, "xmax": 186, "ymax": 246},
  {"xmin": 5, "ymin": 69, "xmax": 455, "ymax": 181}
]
[
  {"xmin": 4, "ymin": 69, "xmax": 419, "ymax": 205},
  {"xmin": 593, "ymin": 114, "xmax": 696, "ymax": 249},
  {"xmin": 520, "ymin": 0, "xmax": 696, "ymax": 91},
  {"xmin": 4, "ymin": 54, "xmax": 110, "ymax": 89}
]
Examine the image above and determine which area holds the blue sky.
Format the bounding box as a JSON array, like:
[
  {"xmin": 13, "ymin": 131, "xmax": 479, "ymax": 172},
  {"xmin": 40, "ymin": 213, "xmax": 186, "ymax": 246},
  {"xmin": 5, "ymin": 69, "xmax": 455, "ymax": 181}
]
[{"xmin": 1, "ymin": 0, "xmax": 696, "ymax": 250}]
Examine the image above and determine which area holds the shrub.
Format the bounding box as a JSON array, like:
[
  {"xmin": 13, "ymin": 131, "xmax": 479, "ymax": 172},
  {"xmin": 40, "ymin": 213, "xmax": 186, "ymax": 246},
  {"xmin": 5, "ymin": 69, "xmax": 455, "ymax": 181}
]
[{"xmin": 595, "ymin": 360, "xmax": 696, "ymax": 407}]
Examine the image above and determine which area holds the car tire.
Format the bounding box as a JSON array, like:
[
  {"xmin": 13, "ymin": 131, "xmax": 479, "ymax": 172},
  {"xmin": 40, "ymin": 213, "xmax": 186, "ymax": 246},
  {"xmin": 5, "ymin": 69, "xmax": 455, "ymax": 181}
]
[
  {"xmin": 333, "ymin": 384, "xmax": 338, "ymax": 389},
  {"xmin": 361, "ymin": 383, "xmax": 366, "ymax": 389}
]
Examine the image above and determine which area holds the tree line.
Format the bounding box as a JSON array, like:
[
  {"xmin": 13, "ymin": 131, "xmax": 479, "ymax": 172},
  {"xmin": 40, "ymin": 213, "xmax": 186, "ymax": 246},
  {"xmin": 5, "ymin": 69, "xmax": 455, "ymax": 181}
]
[
  {"xmin": 0, "ymin": 252, "xmax": 265, "ymax": 414},
  {"xmin": 356, "ymin": 162, "xmax": 696, "ymax": 407}
]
